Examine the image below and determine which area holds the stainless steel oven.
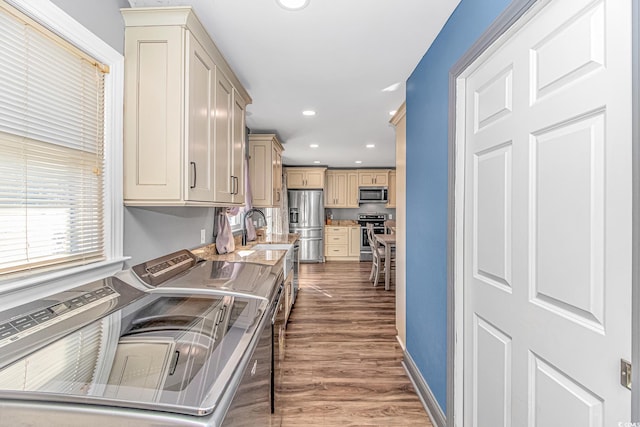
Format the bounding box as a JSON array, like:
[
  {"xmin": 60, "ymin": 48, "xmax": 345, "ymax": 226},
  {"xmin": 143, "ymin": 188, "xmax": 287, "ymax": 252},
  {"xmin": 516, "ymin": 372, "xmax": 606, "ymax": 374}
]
[{"xmin": 357, "ymin": 213, "xmax": 387, "ymax": 261}]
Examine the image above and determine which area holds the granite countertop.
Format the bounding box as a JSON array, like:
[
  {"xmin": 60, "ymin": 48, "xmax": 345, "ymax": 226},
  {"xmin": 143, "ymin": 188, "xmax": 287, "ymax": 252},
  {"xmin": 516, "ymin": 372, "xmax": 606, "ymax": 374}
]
[{"xmin": 192, "ymin": 233, "xmax": 299, "ymax": 266}]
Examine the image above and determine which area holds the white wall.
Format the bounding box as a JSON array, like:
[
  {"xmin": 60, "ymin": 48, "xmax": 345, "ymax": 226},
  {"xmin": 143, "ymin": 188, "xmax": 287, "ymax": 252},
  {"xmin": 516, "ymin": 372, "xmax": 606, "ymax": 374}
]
[{"xmin": 50, "ymin": 0, "xmax": 130, "ymax": 53}]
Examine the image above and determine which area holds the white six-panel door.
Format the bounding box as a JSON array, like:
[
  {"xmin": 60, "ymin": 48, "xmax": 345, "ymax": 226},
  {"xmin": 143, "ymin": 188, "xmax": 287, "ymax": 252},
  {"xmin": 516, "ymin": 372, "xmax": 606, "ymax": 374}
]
[{"xmin": 461, "ymin": 0, "xmax": 632, "ymax": 425}]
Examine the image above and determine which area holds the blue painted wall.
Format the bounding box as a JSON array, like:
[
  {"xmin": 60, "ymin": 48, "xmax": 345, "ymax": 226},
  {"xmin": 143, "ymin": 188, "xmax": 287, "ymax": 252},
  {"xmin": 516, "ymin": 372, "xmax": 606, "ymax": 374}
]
[{"xmin": 405, "ymin": 0, "xmax": 512, "ymax": 412}]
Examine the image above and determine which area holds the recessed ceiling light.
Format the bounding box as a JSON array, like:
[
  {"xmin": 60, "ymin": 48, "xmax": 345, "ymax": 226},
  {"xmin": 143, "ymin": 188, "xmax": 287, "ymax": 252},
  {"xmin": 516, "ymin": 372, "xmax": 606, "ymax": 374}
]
[
  {"xmin": 276, "ymin": 0, "xmax": 310, "ymax": 11},
  {"xmin": 355, "ymin": 160, "xmax": 362, "ymax": 164},
  {"xmin": 389, "ymin": 110, "xmax": 397, "ymax": 116},
  {"xmin": 309, "ymin": 144, "xmax": 319, "ymax": 148},
  {"xmin": 366, "ymin": 144, "xmax": 375, "ymax": 148},
  {"xmin": 313, "ymin": 160, "xmax": 321, "ymax": 164},
  {"xmin": 302, "ymin": 110, "xmax": 316, "ymax": 116},
  {"xmin": 382, "ymin": 82, "xmax": 401, "ymax": 92}
]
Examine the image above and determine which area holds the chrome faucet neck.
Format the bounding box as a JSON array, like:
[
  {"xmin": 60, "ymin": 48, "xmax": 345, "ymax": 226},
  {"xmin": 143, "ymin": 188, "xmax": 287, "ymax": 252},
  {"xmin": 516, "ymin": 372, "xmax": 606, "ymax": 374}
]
[{"xmin": 241, "ymin": 208, "xmax": 266, "ymax": 246}]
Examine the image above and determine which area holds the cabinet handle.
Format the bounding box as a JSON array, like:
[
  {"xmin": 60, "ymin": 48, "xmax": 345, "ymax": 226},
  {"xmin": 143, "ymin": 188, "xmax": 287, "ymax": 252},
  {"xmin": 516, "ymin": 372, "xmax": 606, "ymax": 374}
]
[
  {"xmin": 231, "ymin": 176, "xmax": 238, "ymax": 195},
  {"xmin": 190, "ymin": 162, "xmax": 197, "ymax": 189}
]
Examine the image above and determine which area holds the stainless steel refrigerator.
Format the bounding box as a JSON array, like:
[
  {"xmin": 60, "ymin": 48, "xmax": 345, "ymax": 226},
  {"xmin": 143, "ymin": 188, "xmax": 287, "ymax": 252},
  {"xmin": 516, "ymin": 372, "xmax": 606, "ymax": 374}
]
[{"xmin": 288, "ymin": 189, "xmax": 324, "ymax": 262}]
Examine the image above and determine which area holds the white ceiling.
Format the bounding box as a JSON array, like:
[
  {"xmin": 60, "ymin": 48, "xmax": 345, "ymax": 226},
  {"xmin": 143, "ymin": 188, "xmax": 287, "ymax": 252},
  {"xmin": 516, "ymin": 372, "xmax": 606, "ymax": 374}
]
[{"xmin": 128, "ymin": 0, "xmax": 460, "ymax": 168}]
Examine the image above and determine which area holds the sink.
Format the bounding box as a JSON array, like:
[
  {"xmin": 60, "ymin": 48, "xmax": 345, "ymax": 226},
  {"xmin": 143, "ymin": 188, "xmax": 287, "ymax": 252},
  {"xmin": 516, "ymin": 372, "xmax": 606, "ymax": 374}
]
[
  {"xmin": 251, "ymin": 244, "xmax": 294, "ymax": 279},
  {"xmin": 251, "ymin": 244, "xmax": 292, "ymax": 251},
  {"xmin": 236, "ymin": 250, "xmax": 255, "ymax": 257}
]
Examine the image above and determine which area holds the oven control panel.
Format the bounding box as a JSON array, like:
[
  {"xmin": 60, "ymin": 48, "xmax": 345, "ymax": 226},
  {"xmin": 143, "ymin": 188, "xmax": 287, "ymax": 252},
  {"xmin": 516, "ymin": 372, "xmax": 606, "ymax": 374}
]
[{"xmin": 0, "ymin": 285, "xmax": 119, "ymax": 349}]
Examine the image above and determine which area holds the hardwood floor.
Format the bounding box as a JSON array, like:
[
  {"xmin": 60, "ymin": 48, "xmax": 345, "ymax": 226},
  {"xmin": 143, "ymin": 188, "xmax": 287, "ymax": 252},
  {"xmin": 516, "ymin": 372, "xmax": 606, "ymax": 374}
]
[{"xmin": 277, "ymin": 261, "xmax": 433, "ymax": 427}]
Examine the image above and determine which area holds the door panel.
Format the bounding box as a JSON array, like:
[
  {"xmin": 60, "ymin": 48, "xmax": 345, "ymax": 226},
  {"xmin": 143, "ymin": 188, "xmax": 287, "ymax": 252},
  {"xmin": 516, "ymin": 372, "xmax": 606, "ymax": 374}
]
[
  {"xmin": 531, "ymin": 112, "xmax": 605, "ymax": 328},
  {"xmin": 462, "ymin": 0, "xmax": 632, "ymax": 425},
  {"xmin": 473, "ymin": 315, "xmax": 512, "ymax": 427},
  {"xmin": 529, "ymin": 354, "xmax": 603, "ymax": 427},
  {"xmin": 474, "ymin": 142, "xmax": 512, "ymax": 292}
]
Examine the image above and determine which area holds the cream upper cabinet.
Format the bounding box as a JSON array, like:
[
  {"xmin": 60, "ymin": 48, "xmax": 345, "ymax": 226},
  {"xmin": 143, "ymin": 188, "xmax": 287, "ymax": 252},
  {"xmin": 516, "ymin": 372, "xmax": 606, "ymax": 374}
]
[
  {"xmin": 386, "ymin": 170, "xmax": 396, "ymax": 208},
  {"xmin": 285, "ymin": 167, "xmax": 326, "ymax": 189},
  {"xmin": 248, "ymin": 134, "xmax": 283, "ymax": 208},
  {"xmin": 358, "ymin": 170, "xmax": 389, "ymax": 187},
  {"xmin": 325, "ymin": 170, "xmax": 358, "ymax": 208},
  {"xmin": 122, "ymin": 7, "xmax": 250, "ymax": 206},
  {"xmin": 347, "ymin": 172, "xmax": 359, "ymax": 207},
  {"xmin": 229, "ymin": 88, "xmax": 246, "ymax": 204},
  {"xmin": 325, "ymin": 170, "xmax": 347, "ymax": 208}
]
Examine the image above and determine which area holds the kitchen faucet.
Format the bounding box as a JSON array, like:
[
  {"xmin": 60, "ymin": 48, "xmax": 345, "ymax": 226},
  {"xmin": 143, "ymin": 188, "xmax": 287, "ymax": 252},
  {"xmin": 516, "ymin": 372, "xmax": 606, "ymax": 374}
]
[{"xmin": 241, "ymin": 208, "xmax": 266, "ymax": 246}]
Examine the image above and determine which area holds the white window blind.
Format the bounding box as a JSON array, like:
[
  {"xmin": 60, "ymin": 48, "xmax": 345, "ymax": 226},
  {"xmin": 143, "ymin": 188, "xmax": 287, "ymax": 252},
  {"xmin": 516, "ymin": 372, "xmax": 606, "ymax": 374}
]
[{"xmin": 0, "ymin": 3, "xmax": 107, "ymax": 275}]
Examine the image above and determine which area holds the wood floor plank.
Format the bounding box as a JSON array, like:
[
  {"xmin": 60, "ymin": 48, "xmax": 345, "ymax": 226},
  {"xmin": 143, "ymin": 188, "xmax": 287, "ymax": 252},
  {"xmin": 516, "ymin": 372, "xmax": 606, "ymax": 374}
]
[{"xmin": 276, "ymin": 261, "xmax": 433, "ymax": 427}]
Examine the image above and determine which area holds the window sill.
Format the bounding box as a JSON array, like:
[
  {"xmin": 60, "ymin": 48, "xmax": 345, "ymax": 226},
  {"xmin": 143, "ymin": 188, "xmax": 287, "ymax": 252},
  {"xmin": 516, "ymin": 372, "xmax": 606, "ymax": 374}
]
[{"xmin": 0, "ymin": 257, "xmax": 129, "ymax": 311}]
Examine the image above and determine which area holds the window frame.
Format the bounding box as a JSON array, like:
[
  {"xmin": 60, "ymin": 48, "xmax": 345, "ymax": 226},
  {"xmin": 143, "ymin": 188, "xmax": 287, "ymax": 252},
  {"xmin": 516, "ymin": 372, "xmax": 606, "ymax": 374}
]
[{"xmin": 0, "ymin": 0, "xmax": 125, "ymax": 305}]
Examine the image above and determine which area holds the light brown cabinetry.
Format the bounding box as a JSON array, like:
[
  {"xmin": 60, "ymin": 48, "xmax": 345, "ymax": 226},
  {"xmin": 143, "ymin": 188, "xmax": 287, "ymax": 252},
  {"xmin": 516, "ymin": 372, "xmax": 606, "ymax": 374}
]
[
  {"xmin": 122, "ymin": 7, "xmax": 250, "ymax": 206},
  {"xmin": 324, "ymin": 226, "xmax": 360, "ymax": 260},
  {"xmin": 386, "ymin": 170, "xmax": 397, "ymax": 208},
  {"xmin": 358, "ymin": 170, "xmax": 389, "ymax": 187},
  {"xmin": 349, "ymin": 227, "xmax": 361, "ymax": 257},
  {"xmin": 325, "ymin": 170, "xmax": 359, "ymax": 208},
  {"xmin": 285, "ymin": 167, "xmax": 326, "ymax": 189},
  {"xmin": 249, "ymin": 134, "xmax": 283, "ymax": 207}
]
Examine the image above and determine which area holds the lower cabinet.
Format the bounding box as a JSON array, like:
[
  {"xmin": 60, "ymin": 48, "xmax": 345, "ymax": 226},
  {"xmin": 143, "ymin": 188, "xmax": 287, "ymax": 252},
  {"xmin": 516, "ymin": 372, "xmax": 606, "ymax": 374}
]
[
  {"xmin": 284, "ymin": 274, "xmax": 294, "ymax": 324},
  {"xmin": 324, "ymin": 226, "xmax": 360, "ymax": 261}
]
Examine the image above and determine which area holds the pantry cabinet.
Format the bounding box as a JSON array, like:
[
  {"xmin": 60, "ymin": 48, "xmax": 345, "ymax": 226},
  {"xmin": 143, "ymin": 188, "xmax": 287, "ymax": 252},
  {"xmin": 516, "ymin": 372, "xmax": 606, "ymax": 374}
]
[
  {"xmin": 285, "ymin": 167, "xmax": 326, "ymax": 189},
  {"xmin": 249, "ymin": 134, "xmax": 283, "ymax": 208},
  {"xmin": 325, "ymin": 170, "xmax": 358, "ymax": 208},
  {"xmin": 358, "ymin": 170, "xmax": 389, "ymax": 187},
  {"xmin": 122, "ymin": 7, "xmax": 250, "ymax": 206}
]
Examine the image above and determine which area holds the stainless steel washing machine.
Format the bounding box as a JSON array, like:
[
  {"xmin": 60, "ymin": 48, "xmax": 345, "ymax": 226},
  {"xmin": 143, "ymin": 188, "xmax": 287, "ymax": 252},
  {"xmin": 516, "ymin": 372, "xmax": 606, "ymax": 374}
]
[{"xmin": 0, "ymin": 274, "xmax": 272, "ymax": 426}]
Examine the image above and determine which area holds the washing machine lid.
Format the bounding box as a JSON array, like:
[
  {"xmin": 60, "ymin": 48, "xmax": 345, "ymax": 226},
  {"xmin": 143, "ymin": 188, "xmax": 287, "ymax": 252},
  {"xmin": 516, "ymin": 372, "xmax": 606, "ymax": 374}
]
[
  {"xmin": 0, "ymin": 277, "xmax": 266, "ymax": 417},
  {"xmin": 152, "ymin": 259, "xmax": 279, "ymax": 302}
]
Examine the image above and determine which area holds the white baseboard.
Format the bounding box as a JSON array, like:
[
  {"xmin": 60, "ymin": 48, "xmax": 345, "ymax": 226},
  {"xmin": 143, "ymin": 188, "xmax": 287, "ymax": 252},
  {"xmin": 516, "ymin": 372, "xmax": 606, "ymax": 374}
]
[
  {"xmin": 402, "ymin": 351, "xmax": 446, "ymax": 427},
  {"xmin": 396, "ymin": 334, "xmax": 406, "ymax": 351}
]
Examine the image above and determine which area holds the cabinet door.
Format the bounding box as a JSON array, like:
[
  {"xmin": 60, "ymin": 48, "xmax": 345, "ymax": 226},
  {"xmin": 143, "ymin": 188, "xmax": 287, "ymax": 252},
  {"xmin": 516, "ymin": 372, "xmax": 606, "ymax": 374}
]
[
  {"xmin": 249, "ymin": 140, "xmax": 270, "ymax": 207},
  {"xmin": 325, "ymin": 172, "xmax": 336, "ymax": 207},
  {"xmin": 214, "ymin": 72, "xmax": 233, "ymax": 203},
  {"xmin": 333, "ymin": 172, "xmax": 348, "ymax": 207},
  {"xmin": 386, "ymin": 171, "xmax": 396, "ymax": 208},
  {"xmin": 305, "ymin": 170, "xmax": 324, "ymax": 188},
  {"xmin": 273, "ymin": 146, "xmax": 282, "ymax": 205},
  {"xmin": 284, "ymin": 275, "xmax": 294, "ymax": 324},
  {"xmin": 287, "ymin": 169, "xmax": 306, "ymax": 188},
  {"xmin": 374, "ymin": 172, "xmax": 388, "ymax": 186},
  {"xmin": 186, "ymin": 34, "xmax": 215, "ymax": 202},
  {"xmin": 349, "ymin": 227, "xmax": 361, "ymax": 257},
  {"xmin": 358, "ymin": 171, "xmax": 375, "ymax": 186},
  {"xmin": 123, "ymin": 26, "xmax": 183, "ymax": 202},
  {"xmin": 232, "ymin": 90, "xmax": 246, "ymax": 204},
  {"xmin": 347, "ymin": 172, "xmax": 359, "ymax": 208}
]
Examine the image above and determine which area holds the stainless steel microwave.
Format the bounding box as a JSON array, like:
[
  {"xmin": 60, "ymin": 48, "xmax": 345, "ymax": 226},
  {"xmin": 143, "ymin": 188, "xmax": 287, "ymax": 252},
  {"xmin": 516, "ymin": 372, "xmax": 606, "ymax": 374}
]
[{"xmin": 358, "ymin": 187, "xmax": 388, "ymax": 204}]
